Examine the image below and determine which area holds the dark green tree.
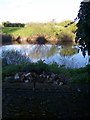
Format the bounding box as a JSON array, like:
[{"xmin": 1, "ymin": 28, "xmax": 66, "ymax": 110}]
[
  {"xmin": 76, "ymin": 1, "xmax": 90, "ymax": 62},
  {"xmin": 76, "ymin": 1, "xmax": 90, "ymax": 46}
]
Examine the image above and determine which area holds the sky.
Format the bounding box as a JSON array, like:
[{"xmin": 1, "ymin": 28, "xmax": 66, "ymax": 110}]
[{"xmin": 0, "ymin": 0, "xmax": 83, "ymax": 24}]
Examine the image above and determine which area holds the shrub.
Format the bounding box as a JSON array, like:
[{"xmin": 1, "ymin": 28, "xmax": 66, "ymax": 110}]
[
  {"xmin": 36, "ymin": 36, "xmax": 48, "ymax": 44},
  {"xmin": 57, "ymin": 31, "xmax": 75, "ymax": 42},
  {"xmin": 2, "ymin": 50, "xmax": 30, "ymax": 65}
]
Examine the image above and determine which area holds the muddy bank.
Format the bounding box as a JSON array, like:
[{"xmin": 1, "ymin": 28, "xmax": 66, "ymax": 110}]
[{"xmin": 1, "ymin": 34, "xmax": 58, "ymax": 45}]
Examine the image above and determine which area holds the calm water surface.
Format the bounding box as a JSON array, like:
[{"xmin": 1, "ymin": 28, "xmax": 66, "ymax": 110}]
[{"xmin": 0, "ymin": 44, "xmax": 88, "ymax": 68}]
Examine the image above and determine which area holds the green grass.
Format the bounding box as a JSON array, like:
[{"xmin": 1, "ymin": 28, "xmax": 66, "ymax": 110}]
[
  {"xmin": 1, "ymin": 23, "xmax": 56, "ymax": 37},
  {"xmin": 1, "ymin": 27, "xmax": 22, "ymax": 34},
  {"xmin": 1, "ymin": 27, "xmax": 33, "ymax": 36}
]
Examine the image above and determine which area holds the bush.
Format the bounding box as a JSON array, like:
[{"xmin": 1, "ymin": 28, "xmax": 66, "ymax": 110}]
[
  {"xmin": 57, "ymin": 31, "xmax": 75, "ymax": 42},
  {"xmin": 2, "ymin": 50, "xmax": 30, "ymax": 65},
  {"xmin": 36, "ymin": 36, "xmax": 48, "ymax": 44}
]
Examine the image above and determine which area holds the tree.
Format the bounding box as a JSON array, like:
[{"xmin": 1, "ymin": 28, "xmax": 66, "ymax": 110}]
[
  {"xmin": 76, "ymin": 1, "xmax": 90, "ymax": 63},
  {"xmin": 76, "ymin": 1, "xmax": 90, "ymax": 46}
]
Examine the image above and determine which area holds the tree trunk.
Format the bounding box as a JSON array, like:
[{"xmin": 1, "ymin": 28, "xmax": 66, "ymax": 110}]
[
  {"xmin": 33, "ymin": 80, "xmax": 36, "ymax": 91},
  {"xmin": 87, "ymin": 44, "xmax": 90, "ymax": 64}
]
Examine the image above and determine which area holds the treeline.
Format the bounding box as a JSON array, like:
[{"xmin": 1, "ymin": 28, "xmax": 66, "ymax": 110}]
[{"xmin": 2, "ymin": 21, "xmax": 25, "ymax": 27}]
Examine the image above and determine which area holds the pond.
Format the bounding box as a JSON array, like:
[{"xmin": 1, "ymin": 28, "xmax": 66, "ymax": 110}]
[{"xmin": 0, "ymin": 43, "xmax": 88, "ymax": 68}]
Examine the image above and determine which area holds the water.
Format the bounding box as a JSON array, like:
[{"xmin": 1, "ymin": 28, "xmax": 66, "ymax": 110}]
[{"xmin": 0, "ymin": 44, "xmax": 88, "ymax": 68}]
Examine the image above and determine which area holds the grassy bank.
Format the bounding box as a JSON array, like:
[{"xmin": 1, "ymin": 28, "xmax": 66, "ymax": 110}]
[
  {"xmin": 1, "ymin": 24, "xmax": 56, "ymax": 37},
  {"xmin": 1, "ymin": 21, "xmax": 77, "ymax": 44},
  {"xmin": 2, "ymin": 61, "xmax": 89, "ymax": 85}
]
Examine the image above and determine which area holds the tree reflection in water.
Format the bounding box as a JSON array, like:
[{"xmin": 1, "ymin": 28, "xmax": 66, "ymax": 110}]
[
  {"xmin": 30, "ymin": 45, "xmax": 51, "ymax": 59},
  {"xmin": 60, "ymin": 47, "xmax": 78, "ymax": 56},
  {"xmin": 19, "ymin": 45, "xmax": 59, "ymax": 60},
  {"xmin": 21, "ymin": 45, "xmax": 53, "ymax": 60},
  {"xmin": 1, "ymin": 44, "xmax": 89, "ymax": 68}
]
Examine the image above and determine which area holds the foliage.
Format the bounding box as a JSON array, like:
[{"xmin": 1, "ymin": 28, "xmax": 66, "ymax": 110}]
[
  {"xmin": 2, "ymin": 50, "xmax": 30, "ymax": 65},
  {"xmin": 54, "ymin": 20, "xmax": 77, "ymax": 33},
  {"xmin": 54, "ymin": 20, "xmax": 77, "ymax": 42},
  {"xmin": 36, "ymin": 36, "xmax": 48, "ymax": 44},
  {"xmin": 76, "ymin": 1, "xmax": 90, "ymax": 47},
  {"xmin": 2, "ymin": 61, "xmax": 89, "ymax": 84},
  {"xmin": 56, "ymin": 30, "xmax": 75, "ymax": 42},
  {"xmin": 2, "ymin": 21, "xmax": 25, "ymax": 27},
  {"xmin": 68, "ymin": 65, "xmax": 89, "ymax": 84},
  {"xmin": 69, "ymin": 73, "xmax": 88, "ymax": 84}
]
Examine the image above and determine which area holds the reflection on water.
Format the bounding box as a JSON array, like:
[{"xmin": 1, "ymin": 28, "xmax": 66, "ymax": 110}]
[{"xmin": 0, "ymin": 44, "xmax": 88, "ymax": 68}]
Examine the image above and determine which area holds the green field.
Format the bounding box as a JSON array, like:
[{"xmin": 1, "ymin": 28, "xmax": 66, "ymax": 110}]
[{"xmin": 1, "ymin": 23, "xmax": 56, "ymax": 37}]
